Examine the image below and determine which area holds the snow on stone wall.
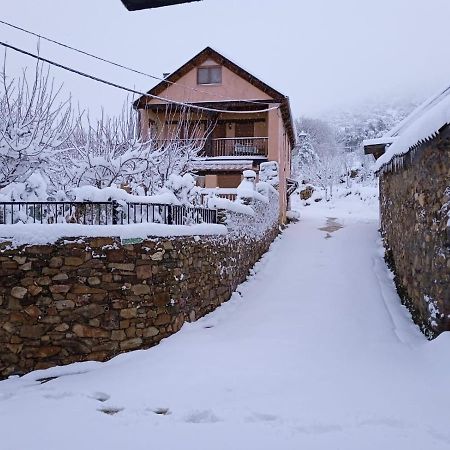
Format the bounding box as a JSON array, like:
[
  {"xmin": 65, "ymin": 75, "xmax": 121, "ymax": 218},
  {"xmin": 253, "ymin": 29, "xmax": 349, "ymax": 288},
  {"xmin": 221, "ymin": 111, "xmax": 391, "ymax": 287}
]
[{"xmin": 0, "ymin": 222, "xmax": 279, "ymax": 378}]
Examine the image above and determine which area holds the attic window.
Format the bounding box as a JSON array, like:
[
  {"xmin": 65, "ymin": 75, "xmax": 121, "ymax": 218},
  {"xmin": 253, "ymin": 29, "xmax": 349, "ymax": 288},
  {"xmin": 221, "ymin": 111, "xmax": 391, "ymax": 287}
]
[{"xmin": 197, "ymin": 66, "xmax": 222, "ymax": 85}]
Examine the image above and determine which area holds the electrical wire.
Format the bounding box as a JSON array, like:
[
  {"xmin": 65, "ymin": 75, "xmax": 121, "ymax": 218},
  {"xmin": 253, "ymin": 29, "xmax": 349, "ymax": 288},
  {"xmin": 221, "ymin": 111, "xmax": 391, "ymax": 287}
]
[
  {"xmin": 0, "ymin": 40, "xmax": 280, "ymax": 115},
  {"xmin": 0, "ymin": 18, "xmax": 269, "ymax": 107}
]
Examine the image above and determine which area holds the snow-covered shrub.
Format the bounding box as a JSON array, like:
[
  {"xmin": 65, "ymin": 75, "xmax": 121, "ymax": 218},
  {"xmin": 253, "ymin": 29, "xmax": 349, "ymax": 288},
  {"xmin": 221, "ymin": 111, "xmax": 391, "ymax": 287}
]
[
  {"xmin": 0, "ymin": 171, "xmax": 49, "ymax": 201},
  {"xmin": 259, "ymin": 161, "xmax": 279, "ymax": 187},
  {"xmin": 163, "ymin": 173, "xmax": 199, "ymax": 205}
]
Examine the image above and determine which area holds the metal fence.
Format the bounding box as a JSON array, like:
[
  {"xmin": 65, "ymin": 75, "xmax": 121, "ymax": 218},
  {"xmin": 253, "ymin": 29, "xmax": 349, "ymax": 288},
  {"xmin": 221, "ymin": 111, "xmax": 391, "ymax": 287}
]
[{"xmin": 0, "ymin": 201, "xmax": 218, "ymax": 226}]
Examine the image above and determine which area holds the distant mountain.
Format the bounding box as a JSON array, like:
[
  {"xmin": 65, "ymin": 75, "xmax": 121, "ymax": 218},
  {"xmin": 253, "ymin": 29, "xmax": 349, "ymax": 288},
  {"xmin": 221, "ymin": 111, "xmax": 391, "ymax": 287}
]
[{"xmin": 325, "ymin": 99, "xmax": 420, "ymax": 152}]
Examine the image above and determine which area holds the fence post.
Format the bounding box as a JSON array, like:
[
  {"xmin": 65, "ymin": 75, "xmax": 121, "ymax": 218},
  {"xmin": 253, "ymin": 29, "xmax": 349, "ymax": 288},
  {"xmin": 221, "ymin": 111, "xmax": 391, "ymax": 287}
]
[
  {"xmin": 112, "ymin": 200, "xmax": 119, "ymax": 225},
  {"xmin": 168, "ymin": 205, "xmax": 173, "ymax": 225}
]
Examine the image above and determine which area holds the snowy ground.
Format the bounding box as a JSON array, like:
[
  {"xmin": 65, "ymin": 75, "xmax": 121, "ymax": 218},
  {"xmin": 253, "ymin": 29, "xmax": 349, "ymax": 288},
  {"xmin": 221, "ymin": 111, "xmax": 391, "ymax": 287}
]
[{"xmin": 1, "ymin": 186, "xmax": 449, "ymax": 450}]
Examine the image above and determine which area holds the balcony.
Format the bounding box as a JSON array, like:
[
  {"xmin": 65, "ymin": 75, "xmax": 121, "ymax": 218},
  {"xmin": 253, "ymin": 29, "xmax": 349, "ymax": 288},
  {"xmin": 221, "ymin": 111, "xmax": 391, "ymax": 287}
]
[
  {"xmin": 153, "ymin": 137, "xmax": 268, "ymax": 158},
  {"xmin": 207, "ymin": 137, "xmax": 268, "ymax": 158}
]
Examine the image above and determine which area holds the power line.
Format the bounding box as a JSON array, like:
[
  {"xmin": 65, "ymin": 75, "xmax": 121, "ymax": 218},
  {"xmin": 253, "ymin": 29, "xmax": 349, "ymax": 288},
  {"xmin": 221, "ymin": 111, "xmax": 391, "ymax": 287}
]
[
  {"xmin": 0, "ymin": 40, "xmax": 279, "ymax": 115},
  {"xmin": 0, "ymin": 18, "xmax": 267, "ymax": 107}
]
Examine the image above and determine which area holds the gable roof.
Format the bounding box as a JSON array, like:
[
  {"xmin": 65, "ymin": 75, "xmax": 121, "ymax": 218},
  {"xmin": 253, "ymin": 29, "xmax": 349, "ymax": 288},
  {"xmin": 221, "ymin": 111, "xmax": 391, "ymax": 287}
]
[
  {"xmin": 134, "ymin": 46, "xmax": 296, "ymax": 147},
  {"xmin": 372, "ymin": 84, "xmax": 450, "ymax": 172}
]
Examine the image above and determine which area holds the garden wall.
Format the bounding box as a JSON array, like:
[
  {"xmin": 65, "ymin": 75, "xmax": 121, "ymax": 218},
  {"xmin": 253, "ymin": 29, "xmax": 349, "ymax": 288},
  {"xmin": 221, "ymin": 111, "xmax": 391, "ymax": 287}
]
[
  {"xmin": 379, "ymin": 135, "xmax": 450, "ymax": 337},
  {"xmin": 0, "ymin": 226, "xmax": 278, "ymax": 378}
]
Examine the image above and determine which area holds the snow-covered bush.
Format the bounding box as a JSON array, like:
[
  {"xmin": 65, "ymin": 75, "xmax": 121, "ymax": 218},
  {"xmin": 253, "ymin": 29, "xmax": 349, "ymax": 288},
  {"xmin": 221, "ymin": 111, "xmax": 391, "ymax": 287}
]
[
  {"xmin": 259, "ymin": 161, "xmax": 279, "ymax": 187},
  {"xmin": 0, "ymin": 171, "xmax": 50, "ymax": 201},
  {"xmin": 163, "ymin": 173, "xmax": 200, "ymax": 205}
]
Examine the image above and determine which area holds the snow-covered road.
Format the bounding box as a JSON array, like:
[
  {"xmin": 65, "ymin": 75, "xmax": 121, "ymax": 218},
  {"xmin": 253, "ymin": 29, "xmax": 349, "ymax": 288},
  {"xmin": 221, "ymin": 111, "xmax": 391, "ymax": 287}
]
[{"xmin": 1, "ymin": 196, "xmax": 449, "ymax": 449}]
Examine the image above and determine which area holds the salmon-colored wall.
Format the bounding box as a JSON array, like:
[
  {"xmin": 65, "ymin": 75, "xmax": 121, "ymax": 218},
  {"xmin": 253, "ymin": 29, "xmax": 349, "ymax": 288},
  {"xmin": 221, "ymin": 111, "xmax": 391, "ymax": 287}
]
[{"xmin": 147, "ymin": 59, "xmax": 273, "ymax": 105}]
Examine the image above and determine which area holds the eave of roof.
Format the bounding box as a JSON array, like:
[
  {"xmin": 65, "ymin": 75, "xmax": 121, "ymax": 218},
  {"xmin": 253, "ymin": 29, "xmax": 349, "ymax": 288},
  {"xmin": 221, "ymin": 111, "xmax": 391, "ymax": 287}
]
[
  {"xmin": 121, "ymin": 0, "xmax": 200, "ymax": 11},
  {"xmin": 133, "ymin": 46, "xmax": 296, "ymax": 148}
]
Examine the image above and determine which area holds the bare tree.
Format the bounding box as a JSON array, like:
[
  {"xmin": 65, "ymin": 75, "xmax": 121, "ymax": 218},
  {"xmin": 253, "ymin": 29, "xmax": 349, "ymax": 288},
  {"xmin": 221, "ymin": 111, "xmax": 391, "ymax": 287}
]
[
  {"xmin": 61, "ymin": 101, "xmax": 215, "ymax": 195},
  {"xmin": 0, "ymin": 57, "xmax": 72, "ymax": 189}
]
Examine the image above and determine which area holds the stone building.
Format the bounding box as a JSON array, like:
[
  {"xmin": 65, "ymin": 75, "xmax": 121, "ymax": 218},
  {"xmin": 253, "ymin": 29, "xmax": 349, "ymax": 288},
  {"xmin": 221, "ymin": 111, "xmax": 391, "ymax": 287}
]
[{"xmin": 364, "ymin": 86, "xmax": 450, "ymax": 337}]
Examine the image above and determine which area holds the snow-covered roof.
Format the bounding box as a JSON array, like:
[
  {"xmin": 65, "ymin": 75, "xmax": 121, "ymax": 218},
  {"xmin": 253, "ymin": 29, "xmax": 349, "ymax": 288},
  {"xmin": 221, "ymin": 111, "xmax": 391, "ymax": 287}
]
[
  {"xmin": 362, "ymin": 136, "xmax": 396, "ymax": 147},
  {"xmin": 374, "ymin": 84, "xmax": 450, "ymax": 172},
  {"xmin": 190, "ymin": 158, "xmax": 254, "ymax": 172}
]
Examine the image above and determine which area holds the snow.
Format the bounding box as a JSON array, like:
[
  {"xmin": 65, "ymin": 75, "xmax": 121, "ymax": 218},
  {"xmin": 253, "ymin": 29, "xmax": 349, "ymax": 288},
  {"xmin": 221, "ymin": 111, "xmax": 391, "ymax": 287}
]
[
  {"xmin": 206, "ymin": 197, "xmax": 254, "ymax": 216},
  {"xmin": 71, "ymin": 185, "xmax": 181, "ymax": 205},
  {"xmin": 0, "ymin": 222, "xmax": 227, "ymax": 247},
  {"xmin": 1, "ymin": 189, "xmax": 449, "ymax": 450},
  {"xmin": 374, "ymin": 84, "xmax": 450, "ymax": 172}
]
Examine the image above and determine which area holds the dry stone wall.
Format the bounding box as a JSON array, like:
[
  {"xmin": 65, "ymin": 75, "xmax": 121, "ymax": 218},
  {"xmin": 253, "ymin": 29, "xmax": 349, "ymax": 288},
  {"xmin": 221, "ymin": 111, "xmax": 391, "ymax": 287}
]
[
  {"xmin": 0, "ymin": 227, "xmax": 278, "ymax": 378},
  {"xmin": 379, "ymin": 135, "xmax": 450, "ymax": 337}
]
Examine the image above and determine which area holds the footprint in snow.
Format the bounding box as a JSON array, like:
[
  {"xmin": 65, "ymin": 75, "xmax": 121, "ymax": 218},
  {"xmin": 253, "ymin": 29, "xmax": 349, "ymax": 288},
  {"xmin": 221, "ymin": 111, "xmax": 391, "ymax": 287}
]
[
  {"xmin": 98, "ymin": 406, "xmax": 124, "ymax": 416},
  {"xmin": 90, "ymin": 392, "xmax": 111, "ymax": 402},
  {"xmin": 153, "ymin": 407, "xmax": 171, "ymax": 415},
  {"xmin": 246, "ymin": 412, "xmax": 279, "ymax": 423},
  {"xmin": 184, "ymin": 410, "xmax": 220, "ymax": 424}
]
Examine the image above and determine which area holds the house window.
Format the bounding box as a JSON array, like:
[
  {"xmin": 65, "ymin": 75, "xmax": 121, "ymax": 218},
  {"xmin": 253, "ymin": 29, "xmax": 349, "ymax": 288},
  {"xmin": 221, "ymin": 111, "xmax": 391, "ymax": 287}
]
[{"xmin": 197, "ymin": 66, "xmax": 222, "ymax": 85}]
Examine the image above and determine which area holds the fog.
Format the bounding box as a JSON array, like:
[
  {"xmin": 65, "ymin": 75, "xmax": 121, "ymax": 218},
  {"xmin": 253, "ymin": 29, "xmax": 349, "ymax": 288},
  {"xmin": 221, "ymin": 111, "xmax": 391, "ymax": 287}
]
[{"xmin": 1, "ymin": 0, "xmax": 449, "ymax": 118}]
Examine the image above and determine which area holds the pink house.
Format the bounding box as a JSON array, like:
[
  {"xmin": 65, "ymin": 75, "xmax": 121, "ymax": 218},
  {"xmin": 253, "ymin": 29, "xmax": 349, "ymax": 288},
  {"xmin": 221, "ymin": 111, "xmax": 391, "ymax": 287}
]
[{"xmin": 134, "ymin": 47, "xmax": 296, "ymax": 220}]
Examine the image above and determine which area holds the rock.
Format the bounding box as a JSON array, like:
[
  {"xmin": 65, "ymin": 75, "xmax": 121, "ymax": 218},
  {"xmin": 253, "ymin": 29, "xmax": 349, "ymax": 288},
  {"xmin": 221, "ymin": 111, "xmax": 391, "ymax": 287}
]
[
  {"xmin": 89, "ymin": 237, "xmax": 115, "ymax": 248},
  {"xmin": 111, "ymin": 330, "xmax": 126, "ymax": 341},
  {"xmin": 52, "ymin": 273, "xmax": 69, "ymax": 281},
  {"xmin": 131, "ymin": 284, "xmax": 151, "ymax": 295},
  {"xmin": 27, "ymin": 285, "xmax": 43, "ymax": 296},
  {"xmin": 108, "ymin": 263, "xmax": 135, "ymax": 271},
  {"xmin": 143, "ymin": 327, "xmax": 159, "ymax": 338},
  {"xmin": 150, "ymin": 251, "xmax": 164, "ymax": 261},
  {"xmin": 2, "ymin": 261, "xmax": 18, "ymax": 270},
  {"xmin": 2, "ymin": 322, "xmax": 17, "ymax": 334},
  {"xmin": 24, "ymin": 346, "xmax": 61, "ymax": 359},
  {"xmin": 75, "ymin": 304, "xmax": 105, "ymax": 319},
  {"xmin": 136, "ymin": 265, "xmax": 153, "ymax": 280},
  {"xmin": 163, "ymin": 241, "xmax": 174, "ymax": 250},
  {"xmin": 120, "ymin": 338, "xmax": 142, "ymax": 351},
  {"xmin": 20, "ymin": 262, "xmax": 33, "ymax": 271},
  {"xmin": 153, "ymin": 292, "xmax": 170, "ymax": 307},
  {"xmin": 120, "ymin": 308, "xmax": 138, "ymax": 319},
  {"xmin": 87, "ymin": 277, "xmax": 101, "ymax": 286},
  {"xmin": 154, "ymin": 314, "xmax": 171, "ymax": 326},
  {"xmin": 13, "ymin": 256, "xmax": 27, "ymax": 265},
  {"xmin": 20, "ymin": 325, "xmax": 46, "ymax": 339},
  {"xmin": 50, "ymin": 285, "xmax": 71, "ymax": 294},
  {"xmin": 11, "ymin": 286, "xmax": 28, "ymax": 299},
  {"xmin": 71, "ymin": 284, "xmax": 106, "ymax": 295},
  {"xmin": 64, "ymin": 257, "xmax": 84, "ymax": 266},
  {"xmin": 54, "ymin": 323, "xmax": 69, "ymax": 332},
  {"xmin": 36, "ymin": 277, "xmax": 52, "ymax": 286},
  {"xmin": 24, "ymin": 305, "xmax": 41, "ymax": 318},
  {"xmin": 49, "ymin": 256, "xmax": 64, "ymax": 268},
  {"xmin": 55, "ymin": 300, "xmax": 75, "ymax": 310},
  {"xmin": 72, "ymin": 324, "xmax": 109, "ymax": 338},
  {"xmin": 6, "ymin": 343, "xmax": 23, "ymax": 354}
]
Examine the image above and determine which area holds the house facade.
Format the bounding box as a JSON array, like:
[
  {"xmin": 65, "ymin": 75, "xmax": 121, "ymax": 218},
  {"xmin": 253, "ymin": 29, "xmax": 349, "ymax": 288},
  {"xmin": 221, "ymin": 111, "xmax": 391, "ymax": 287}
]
[
  {"xmin": 364, "ymin": 87, "xmax": 450, "ymax": 337},
  {"xmin": 134, "ymin": 47, "xmax": 296, "ymax": 220}
]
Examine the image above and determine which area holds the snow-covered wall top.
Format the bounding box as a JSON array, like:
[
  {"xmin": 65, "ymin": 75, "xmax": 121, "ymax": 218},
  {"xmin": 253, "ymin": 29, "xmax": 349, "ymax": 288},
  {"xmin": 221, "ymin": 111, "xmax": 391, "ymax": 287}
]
[{"xmin": 375, "ymin": 84, "xmax": 450, "ymax": 173}]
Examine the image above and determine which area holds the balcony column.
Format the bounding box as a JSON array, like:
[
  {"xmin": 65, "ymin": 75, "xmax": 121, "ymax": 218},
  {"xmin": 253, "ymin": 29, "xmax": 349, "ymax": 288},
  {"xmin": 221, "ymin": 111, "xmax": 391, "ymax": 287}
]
[{"xmin": 267, "ymin": 106, "xmax": 280, "ymax": 161}]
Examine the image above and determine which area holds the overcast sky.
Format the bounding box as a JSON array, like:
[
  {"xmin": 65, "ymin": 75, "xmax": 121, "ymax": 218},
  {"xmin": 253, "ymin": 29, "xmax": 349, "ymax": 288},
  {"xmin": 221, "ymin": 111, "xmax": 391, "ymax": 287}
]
[{"xmin": 1, "ymin": 0, "xmax": 450, "ymax": 118}]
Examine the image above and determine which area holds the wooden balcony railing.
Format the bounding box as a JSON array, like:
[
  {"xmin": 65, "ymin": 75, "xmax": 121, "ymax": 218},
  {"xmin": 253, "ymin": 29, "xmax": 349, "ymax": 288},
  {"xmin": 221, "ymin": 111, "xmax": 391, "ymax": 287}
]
[
  {"xmin": 151, "ymin": 137, "xmax": 268, "ymax": 158},
  {"xmin": 209, "ymin": 137, "xmax": 268, "ymax": 157}
]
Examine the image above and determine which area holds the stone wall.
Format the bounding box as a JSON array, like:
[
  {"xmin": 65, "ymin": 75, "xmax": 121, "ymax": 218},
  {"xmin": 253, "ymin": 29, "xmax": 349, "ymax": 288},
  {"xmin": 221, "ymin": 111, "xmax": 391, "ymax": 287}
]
[
  {"xmin": 379, "ymin": 134, "xmax": 450, "ymax": 337},
  {"xmin": 0, "ymin": 227, "xmax": 278, "ymax": 378}
]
